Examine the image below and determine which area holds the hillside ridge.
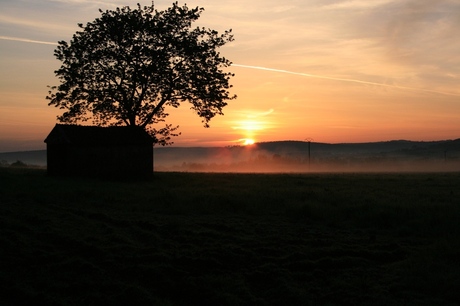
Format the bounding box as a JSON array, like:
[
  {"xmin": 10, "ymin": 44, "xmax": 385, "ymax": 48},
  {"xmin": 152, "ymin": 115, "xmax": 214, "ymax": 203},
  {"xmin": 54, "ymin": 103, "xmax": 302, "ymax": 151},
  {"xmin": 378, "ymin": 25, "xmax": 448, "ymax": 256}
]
[{"xmin": 2, "ymin": 139, "xmax": 459, "ymax": 168}]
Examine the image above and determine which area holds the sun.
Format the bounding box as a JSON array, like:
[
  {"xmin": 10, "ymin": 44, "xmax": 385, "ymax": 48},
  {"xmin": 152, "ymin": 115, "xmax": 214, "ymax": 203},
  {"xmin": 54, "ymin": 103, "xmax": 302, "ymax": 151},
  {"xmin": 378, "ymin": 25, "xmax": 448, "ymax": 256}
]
[{"xmin": 232, "ymin": 118, "xmax": 266, "ymax": 146}]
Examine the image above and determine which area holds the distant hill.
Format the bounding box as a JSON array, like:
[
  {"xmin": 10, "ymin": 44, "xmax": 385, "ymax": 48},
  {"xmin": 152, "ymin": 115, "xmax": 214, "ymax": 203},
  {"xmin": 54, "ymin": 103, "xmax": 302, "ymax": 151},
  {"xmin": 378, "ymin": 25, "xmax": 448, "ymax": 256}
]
[
  {"xmin": 154, "ymin": 139, "xmax": 460, "ymax": 163},
  {"xmin": 1, "ymin": 139, "xmax": 460, "ymax": 172},
  {"xmin": 151, "ymin": 139, "xmax": 460, "ymax": 171},
  {"xmin": 0, "ymin": 150, "xmax": 47, "ymax": 166},
  {"xmin": 254, "ymin": 139, "xmax": 460, "ymax": 155}
]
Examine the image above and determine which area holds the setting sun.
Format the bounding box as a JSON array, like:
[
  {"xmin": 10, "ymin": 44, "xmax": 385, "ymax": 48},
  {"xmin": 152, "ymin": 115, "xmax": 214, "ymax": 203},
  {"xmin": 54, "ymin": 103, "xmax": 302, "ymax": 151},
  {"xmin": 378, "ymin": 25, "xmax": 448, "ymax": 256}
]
[
  {"xmin": 230, "ymin": 118, "xmax": 267, "ymax": 146},
  {"xmin": 242, "ymin": 138, "xmax": 255, "ymax": 145}
]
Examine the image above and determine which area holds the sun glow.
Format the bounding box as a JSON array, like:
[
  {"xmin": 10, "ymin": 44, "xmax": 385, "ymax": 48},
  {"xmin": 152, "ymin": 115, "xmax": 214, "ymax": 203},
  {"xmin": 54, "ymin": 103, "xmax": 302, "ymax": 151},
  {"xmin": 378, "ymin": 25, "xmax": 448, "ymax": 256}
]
[
  {"xmin": 242, "ymin": 138, "xmax": 255, "ymax": 145},
  {"xmin": 232, "ymin": 119, "xmax": 266, "ymax": 146},
  {"xmin": 232, "ymin": 120, "xmax": 264, "ymax": 131}
]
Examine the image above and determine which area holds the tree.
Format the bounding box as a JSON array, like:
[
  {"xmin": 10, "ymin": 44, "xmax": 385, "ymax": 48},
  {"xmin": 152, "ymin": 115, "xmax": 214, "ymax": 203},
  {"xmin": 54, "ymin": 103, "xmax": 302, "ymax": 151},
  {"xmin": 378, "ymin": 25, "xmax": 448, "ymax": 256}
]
[{"xmin": 46, "ymin": 2, "xmax": 235, "ymax": 145}]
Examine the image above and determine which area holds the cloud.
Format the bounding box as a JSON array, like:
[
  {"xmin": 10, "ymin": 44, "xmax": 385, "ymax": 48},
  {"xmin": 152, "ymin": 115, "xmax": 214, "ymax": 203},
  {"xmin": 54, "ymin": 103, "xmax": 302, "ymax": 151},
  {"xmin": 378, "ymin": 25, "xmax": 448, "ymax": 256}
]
[
  {"xmin": 48, "ymin": 0, "xmax": 127, "ymax": 7},
  {"xmin": 247, "ymin": 109, "xmax": 274, "ymax": 118},
  {"xmin": 322, "ymin": 0, "xmax": 396, "ymax": 10},
  {"xmin": 0, "ymin": 13, "xmax": 69, "ymax": 32},
  {"xmin": 232, "ymin": 64, "xmax": 460, "ymax": 96},
  {"xmin": 0, "ymin": 36, "xmax": 57, "ymax": 45},
  {"xmin": 369, "ymin": 0, "xmax": 460, "ymax": 82}
]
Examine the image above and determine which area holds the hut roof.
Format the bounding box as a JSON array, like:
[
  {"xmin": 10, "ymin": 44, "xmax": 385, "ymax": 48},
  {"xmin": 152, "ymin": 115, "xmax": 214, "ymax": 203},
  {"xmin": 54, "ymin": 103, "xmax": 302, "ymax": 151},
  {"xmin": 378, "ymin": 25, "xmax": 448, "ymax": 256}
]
[{"xmin": 44, "ymin": 124, "xmax": 154, "ymax": 145}]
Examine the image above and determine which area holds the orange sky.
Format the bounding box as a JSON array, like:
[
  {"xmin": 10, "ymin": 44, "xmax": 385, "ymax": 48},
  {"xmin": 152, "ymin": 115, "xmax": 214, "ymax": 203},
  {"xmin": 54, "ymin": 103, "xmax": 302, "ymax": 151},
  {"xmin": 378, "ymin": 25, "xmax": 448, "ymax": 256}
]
[{"xmin": 1, "ymin": 0, "xmax": 460, "ymax": 152}]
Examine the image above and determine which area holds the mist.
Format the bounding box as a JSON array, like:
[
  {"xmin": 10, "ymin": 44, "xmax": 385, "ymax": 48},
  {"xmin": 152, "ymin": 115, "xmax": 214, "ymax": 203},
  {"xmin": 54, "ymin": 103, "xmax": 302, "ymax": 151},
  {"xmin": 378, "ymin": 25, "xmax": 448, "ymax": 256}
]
[
  {"xmin": 153, "ymin": 140, "xmax": 460, "ymax": 173},
  {"xmin": 1, "ymin": 139, "xmax": 459, "ymax": 173}
]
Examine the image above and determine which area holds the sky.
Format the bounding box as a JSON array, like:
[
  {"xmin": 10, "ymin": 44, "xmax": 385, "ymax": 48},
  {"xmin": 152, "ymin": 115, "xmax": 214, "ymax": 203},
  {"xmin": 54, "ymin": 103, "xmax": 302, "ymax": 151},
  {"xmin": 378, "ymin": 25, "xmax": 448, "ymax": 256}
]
[{"xmin": 1, "ymin": 0, "xmax": 460, "ymax": 151}]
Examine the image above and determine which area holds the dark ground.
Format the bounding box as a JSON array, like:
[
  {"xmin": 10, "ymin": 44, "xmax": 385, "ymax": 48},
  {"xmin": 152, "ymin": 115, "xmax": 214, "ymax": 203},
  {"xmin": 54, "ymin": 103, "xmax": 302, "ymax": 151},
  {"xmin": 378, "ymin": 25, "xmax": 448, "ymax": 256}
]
[{"xmin": 1, "ymin": 168, "xmax": 460, "ymax": 305}]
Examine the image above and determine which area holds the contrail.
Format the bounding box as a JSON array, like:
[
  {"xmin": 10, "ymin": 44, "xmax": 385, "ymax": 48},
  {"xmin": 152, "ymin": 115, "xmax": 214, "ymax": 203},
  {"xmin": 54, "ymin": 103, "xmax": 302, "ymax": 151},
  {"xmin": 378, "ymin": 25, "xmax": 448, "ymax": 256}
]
[
  {"xmin": 1, "ymin": 36, "xmax": 458, "ymax": 97},
  {"xmin": 0, "ymin": 35, "xmax": 57, "ymax": 45},
  {"xmin": 232, "ymin": 63, "xmax": 460, "ymax": 97}
]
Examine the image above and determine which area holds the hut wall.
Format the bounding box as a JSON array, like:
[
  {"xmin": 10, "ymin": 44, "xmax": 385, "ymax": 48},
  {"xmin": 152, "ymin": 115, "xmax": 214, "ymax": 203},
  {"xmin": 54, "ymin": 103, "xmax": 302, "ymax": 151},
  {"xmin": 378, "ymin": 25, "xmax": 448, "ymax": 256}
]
[
  {"xmin": 46, "ymin": 144, "xmax": 69, "ymax": 176},
  {"xmin": 48, "ymin": 144, "xmax": 153, "ymax": 177}
]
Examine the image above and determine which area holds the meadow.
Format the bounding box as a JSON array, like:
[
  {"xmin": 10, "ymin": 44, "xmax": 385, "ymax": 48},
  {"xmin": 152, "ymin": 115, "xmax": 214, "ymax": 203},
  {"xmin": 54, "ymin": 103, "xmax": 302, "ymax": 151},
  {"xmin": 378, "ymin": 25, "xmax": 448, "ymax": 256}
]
[{"xmin": 1, "ymin": 167, "xmax": 460, "ymax": 305}]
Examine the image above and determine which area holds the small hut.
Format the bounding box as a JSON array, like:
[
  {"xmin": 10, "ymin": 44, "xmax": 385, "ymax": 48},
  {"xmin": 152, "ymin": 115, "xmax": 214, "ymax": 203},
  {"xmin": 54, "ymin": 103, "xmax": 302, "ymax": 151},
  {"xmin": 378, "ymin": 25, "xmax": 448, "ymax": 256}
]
[{"xmin": 44, "ymin": 124, "xmax": 154, "ymax": 178}]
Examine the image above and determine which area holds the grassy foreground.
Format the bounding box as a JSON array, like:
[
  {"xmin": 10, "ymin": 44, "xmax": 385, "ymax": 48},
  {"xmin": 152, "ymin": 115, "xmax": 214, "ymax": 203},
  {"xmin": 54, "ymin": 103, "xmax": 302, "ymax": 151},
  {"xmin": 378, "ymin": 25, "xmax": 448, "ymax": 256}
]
[{"xmin": 1, "ymin": 168, "xmax": 460, "ymax": 305}]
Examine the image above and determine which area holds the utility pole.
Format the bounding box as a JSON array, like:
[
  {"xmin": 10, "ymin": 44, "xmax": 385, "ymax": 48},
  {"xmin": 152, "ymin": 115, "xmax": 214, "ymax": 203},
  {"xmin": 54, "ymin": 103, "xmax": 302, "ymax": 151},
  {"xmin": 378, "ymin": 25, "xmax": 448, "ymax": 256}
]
[{"xmin": 305, "ymin": 138, "xmax": 313, "ymax": 170}]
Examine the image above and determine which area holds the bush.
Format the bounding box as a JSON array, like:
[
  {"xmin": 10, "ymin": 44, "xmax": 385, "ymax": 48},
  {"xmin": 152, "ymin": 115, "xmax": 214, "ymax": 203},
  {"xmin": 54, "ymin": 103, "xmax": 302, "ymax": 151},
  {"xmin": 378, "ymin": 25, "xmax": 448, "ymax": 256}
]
[{"xmin": 10, "ymin": 160, "xmax": 27, "ymax": 167}]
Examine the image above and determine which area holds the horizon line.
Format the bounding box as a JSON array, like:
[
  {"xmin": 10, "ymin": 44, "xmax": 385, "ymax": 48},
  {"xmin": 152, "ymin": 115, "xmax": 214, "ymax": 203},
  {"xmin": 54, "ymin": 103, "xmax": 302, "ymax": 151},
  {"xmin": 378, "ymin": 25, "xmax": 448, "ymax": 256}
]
[{"xmin": 1, "ymin": 137, "xmax": 459, "ymax": 153}]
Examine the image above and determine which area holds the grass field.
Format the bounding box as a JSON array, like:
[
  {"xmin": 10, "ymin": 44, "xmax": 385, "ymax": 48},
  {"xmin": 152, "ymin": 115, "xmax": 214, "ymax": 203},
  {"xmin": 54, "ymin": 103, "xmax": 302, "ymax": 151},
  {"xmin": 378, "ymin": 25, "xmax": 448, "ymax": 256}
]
[{"xmin": 1, "ymin": 167, "xmax": 460, "ymax": 305}]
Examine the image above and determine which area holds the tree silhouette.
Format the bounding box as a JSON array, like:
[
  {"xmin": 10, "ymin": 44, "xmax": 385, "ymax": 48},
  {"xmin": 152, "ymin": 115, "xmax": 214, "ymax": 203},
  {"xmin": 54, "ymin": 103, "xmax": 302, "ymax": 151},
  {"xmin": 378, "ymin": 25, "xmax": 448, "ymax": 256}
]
[{"xmin": 47, "ymin": 2, "xmax": 236, "ymax": 145}]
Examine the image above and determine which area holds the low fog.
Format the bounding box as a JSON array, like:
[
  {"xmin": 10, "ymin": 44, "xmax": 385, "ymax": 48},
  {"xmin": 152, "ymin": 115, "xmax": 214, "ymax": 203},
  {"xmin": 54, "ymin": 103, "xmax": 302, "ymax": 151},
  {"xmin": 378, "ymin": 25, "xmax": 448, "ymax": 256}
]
[
  {"xmin": 1, "ymin": 140, "xmax": 459, "ymax": 173},
  {"xmin": 154, "ymin": 140, "xmax": 460, "ymax": 173}
]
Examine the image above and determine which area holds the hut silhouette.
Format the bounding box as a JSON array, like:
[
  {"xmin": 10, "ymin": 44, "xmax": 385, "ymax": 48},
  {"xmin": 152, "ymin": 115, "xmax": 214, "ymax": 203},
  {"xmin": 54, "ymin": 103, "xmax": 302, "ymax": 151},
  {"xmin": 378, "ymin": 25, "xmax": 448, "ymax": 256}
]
[{"xmin": 44, "ymin": 124, "xmax": 154, "ymax": 178}]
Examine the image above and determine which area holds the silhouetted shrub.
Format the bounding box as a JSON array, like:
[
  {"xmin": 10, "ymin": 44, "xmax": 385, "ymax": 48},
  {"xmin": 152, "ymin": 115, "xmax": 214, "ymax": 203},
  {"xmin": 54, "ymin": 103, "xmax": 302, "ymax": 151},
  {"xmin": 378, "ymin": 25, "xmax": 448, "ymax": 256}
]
[{"xmin": 10, "ymin": 160, "xmax": 27, "ymax": 168}]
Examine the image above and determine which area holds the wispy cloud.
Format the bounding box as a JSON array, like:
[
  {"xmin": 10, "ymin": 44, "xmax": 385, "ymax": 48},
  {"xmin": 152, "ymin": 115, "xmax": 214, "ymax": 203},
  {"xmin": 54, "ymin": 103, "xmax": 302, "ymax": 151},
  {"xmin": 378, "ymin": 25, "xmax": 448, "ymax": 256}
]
[
  {"xmin": 322, "ymin": 0, "xmax": 396, "ymax": 10},
  {"xmin": 0, "ymin": 13, "xmax": 70, "ymax": 33},
  {"xmin": 232, "ymin": 64, "xmax": 460, "ymax": 96},
  {"xmin": 0, "ymin": 35, "xmax": 57, "ymax": 45},
  {"xmin": 48, "ymin": 0, "xmax": 127, "ymax": 6},
  {"xmin": 247, "ymin": 109, "xmax": 274, "ymax": 118}
]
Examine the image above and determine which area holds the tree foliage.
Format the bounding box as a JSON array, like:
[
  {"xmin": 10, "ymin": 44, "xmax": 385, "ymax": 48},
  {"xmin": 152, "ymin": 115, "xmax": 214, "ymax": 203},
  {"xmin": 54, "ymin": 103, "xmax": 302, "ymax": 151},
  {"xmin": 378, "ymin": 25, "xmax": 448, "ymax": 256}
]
[{"xmin": 47, "ymin": 2, "xmax": 235, "ymax": 145}]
